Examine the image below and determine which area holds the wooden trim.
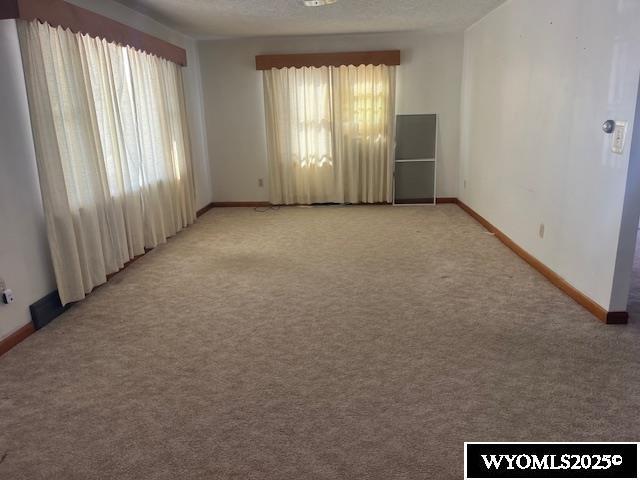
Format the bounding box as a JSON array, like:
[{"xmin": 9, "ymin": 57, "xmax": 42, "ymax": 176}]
[
  {"xmin": 0, "ymin": 0, "xmax": 19, "ymax": 19},
  {"xmin": 196, "ymin": 203, "xmax": 214, "ymax": 217},
  {"xmin": 212, "ymin": 202, "xmax": 390, "ymax": 207},
  {"xmin": 455, "ymin": 199, "xmax": 625, "ymax": 324},
  {"xmin": 256, "ymin": 50, "xmax": 400, "ymax": 70},
  {"xmin": 211, "ymin": 198, "xmax": 452, "ymax": 207},
  {"xmin": 1, "ymin": 196, "xmax": 625, "ymax": 358},
  {"xmin": 211, "ymin": 202, "xmax": 272, "ymax": 208},
  {"xmin": 105, "ymin": 250, "xmax": 150, "ymax": 281},
  {"xmin": 105, "ymin": 204, "xmax": 215, "ymax": 282},
  {"xmin": 1, "ymin": 204, "xmax": 225, "ymax": 357},
  {"xmin": 104, "ymin": 202, "xmax": 217, "ymax": 282},
  {"xmin": 0, "ymin": 323, "xmax": 35, "ymax": 357},
  {"xmin": 5, "ymin": 0, "xmax": 187, "ymax": 66}
]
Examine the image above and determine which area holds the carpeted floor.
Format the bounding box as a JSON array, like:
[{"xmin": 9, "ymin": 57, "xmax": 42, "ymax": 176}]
[{"xmin": 1, "ymin": 205, "xmax": 640, "ymax": 479}]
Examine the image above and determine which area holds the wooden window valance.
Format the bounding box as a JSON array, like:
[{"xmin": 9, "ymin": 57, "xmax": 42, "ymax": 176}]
[
  {"xmin": 0, "ymin": 0, "xmax": 187, "ymax": 66},
  {"xmin": 255, "ymin": 50, "xmax": 401, "ymax": 70}
]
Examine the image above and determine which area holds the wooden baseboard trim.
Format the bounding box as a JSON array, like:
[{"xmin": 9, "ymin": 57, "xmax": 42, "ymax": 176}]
[
  {"xmin": 0, "ymin": 323, "xmax": 35, "ymax": 357},
  {"xmin": 1, "ymin": 206, "xmax": 222, "ymax": 357},
  {"xmin": 105, "ymin": 249, "xmax": 151, "ymax": 281},
  {"xmin": 211, "ymin": 202, "xmax": 272, "ymax": 208},
  {"xmin": 2, "ymin": 196, "xmax": 623, "ymax": 358},
  {"xmin": 455, "ymin": 199, "xmax": 625, "ymax": 324},
  {"xmin": 196, "ymin": 203, "xmax": 214, "ymax": 217},
  {"xmin": 209, "ymin": 198, "xmax": 457, "ymax": 208}
]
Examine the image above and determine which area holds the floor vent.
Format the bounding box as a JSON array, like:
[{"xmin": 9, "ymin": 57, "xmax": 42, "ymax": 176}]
[{"xmin": 29, "ymin": 290, "xmax": 71, "ymax": 330}]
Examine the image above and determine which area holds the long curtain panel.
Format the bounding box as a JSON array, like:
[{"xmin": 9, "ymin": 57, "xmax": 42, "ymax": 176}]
[
  {"xmin": 263, "ymin": 64, "xmax": 396, "ymax": 205},
  {"xmin": 18, "ymin": 20, "xmax": 196, "ymax": 305}
]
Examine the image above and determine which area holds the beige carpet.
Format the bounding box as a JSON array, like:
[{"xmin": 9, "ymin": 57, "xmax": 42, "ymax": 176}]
[{"xmin": 1, "ymin": 205, "xmax": 640, "ymax": 479}]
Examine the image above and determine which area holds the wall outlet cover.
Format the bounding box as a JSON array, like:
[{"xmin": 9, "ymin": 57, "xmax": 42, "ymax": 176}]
[{"xmin": 2, "ymin": 289, "xmax": 15, "ymax": 304}]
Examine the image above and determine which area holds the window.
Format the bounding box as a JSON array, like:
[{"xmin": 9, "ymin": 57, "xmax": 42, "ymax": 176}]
[
  {"xmin": 18, "ymin": 20, "xmax": 196, "ymax": 304},
  {"xmin": 263, "ymin": 64, "xmax": 396, "ymax": 205}
]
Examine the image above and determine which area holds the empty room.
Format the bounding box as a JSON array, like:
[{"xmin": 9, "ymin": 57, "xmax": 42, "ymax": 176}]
[{"xmin": 1, "ymin": 0, "xmax": 640, "ymax": 478}]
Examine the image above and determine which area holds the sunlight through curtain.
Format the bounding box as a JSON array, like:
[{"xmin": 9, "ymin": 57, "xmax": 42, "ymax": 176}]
[
  {"xmin": 18, "ymin": 20, "xmax": 196, "ymax": 304},
  {"xmin": 263, "ymin": 64, "xmax": 396, "ymax": 204}
]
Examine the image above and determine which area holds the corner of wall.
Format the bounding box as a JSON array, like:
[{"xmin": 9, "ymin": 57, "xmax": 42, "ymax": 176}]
[
  {"xmin": 609, "ymin": 74, "xmax": 640, "ymax": 311},
  {"xmin": 183, "ymin": 37, "xmax": 214, "ymax": 209}
]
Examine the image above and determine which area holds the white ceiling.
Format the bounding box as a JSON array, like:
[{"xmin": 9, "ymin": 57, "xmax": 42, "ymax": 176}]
[{"xmin": 113, "ymin": 0, "xmax": 507, "ymax": 39}]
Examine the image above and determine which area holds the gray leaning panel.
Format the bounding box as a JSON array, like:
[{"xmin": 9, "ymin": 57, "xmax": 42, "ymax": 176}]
[
  {"xmin": 395, "ymin": 114, "xmax": 436, "ymax": 160},
  {"xmin": 394, "ymin": 161, "xmax": 435, "ymax": 204}
]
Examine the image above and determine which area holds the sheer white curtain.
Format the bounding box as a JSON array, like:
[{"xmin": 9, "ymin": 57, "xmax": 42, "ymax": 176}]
[
  {"xmin": 263, "ymin": 64, "xmax": 395, "ymax": 205},
  {"xmin": 263, "ymin": 66, "xmax": 335, "ymax": 204},
  {"xmin": 18, "ymin": 20, "xmax": 196, "ymax": 305}
]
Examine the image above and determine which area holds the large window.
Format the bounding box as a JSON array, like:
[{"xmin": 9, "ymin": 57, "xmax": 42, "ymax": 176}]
[
  {"xmin": 18, "ymin": 20, "xmax": 196, "ymax": 304},
  {"xmin": 263, "ymin": 64, "xmax": 396, "ymax": 205}
]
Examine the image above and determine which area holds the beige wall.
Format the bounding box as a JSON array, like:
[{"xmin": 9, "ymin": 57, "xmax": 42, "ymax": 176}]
[{"xmin": 198, "ymin": 31, "xmax": 464, "ymax": 201}]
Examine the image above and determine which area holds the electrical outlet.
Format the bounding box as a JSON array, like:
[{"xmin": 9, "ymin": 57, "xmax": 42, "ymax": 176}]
[
  {"xmin": 539, "ymin": 223, "xmax": 545, "ymax": 239},
  {"xmin": 258, "ymin": 178, "xmax": 264, "ymax": 187},
  {"xmin": 2, "ymin": 289, "xmax": 15, "ymax": 304}
]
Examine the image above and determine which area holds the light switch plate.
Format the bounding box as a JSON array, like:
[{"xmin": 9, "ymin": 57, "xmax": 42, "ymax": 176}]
[{"xmin": 612, "ymin": 121, "xmax": 628, "ymax": 154}]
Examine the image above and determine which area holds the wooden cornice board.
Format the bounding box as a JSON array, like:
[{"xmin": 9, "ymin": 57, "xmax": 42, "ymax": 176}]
[
  {"xmin": 1, "ymin": 0, "xmax": 187, "ymax": 65},
  {"xmin": 256, "ymin": 50, "xmax": 400, "ymax": 70}
]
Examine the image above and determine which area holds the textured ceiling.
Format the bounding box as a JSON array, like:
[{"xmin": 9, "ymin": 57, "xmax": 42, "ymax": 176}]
[{"xmin": 113, "ymin": 0, "xmax": 507, "ymax": 38}]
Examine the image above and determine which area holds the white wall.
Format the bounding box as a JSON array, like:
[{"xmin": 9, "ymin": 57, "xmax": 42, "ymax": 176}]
[
  {"xmin": 0, "ymin": 20, "xmax": 56, "ymax": 341},
  {"xmin": 459, "ymin": 0, "xmax": 640, "ymax": 310},
  {"xmin": 0, "ymin": 1, "xmax": 210, "ymax": 341},
  {"xmin": 610, "ymin": 76, "xmax": 640, "ymax": 311},
  {"xmin": 198, "ymin": 31, "xmax": 464, "ymax": 202}
]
